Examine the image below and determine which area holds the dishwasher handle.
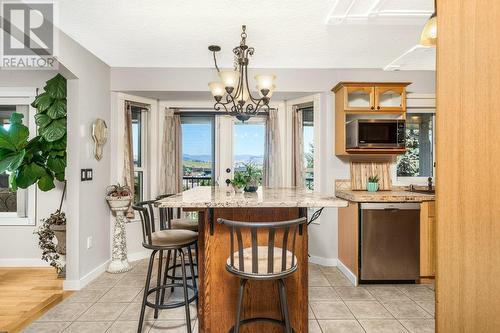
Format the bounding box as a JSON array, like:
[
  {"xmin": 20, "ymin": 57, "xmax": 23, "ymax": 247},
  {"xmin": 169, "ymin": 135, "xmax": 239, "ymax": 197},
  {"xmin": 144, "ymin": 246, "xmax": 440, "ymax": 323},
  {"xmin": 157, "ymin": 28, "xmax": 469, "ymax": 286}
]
[{"xmin": 360, "ymin": 203, "xmax": 420, "ymax": 210}]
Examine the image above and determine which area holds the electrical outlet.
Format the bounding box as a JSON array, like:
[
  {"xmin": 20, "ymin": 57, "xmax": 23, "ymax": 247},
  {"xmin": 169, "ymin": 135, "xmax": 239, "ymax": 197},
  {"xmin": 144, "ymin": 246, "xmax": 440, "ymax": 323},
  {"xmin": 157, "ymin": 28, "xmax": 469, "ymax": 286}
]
[{"xmin": 87, "ymin": 236, "xmax": 93, "ymax": 249}]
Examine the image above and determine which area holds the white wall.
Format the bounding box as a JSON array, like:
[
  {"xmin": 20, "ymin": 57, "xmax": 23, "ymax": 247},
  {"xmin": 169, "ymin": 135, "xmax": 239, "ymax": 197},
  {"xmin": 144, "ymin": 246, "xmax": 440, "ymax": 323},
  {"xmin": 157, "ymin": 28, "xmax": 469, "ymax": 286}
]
[
  {"xmin": 111, "ymin": 67, "xmax": 435, "ymax": 265},
  {"xmin": 57, "ymin": 31, "xmax": 111, "ymax": 289}
]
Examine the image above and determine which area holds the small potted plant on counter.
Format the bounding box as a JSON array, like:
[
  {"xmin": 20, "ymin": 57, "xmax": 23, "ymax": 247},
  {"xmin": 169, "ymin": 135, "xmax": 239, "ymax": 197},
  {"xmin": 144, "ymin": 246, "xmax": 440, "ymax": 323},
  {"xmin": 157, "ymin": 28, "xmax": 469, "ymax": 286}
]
[
  {"xmin": 242, "ymin": 162, "xmax": 262, "ymax": 193},
  {"xmin": 231, "ymin": 171, "xmax": 246, "ymax": 193},
  {"xmin": 367, "ymin": 175, "xmax": 380, "ymax": 192}
]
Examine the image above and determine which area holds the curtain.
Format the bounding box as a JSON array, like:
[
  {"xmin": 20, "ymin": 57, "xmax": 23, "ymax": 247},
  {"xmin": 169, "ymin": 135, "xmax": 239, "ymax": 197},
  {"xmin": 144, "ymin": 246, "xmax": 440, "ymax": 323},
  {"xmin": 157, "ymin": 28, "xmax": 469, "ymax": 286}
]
[
  {"xmin": 123, "ymin": 101, "xmax": 135, "ymax": 218},
  {"xmin": 160, "ymin": 108, "xmax": 183, "ymax": 195},
  {"xmin": 263, "ymin": 109, "xmax": 282, "ymax": 188},
  {"xmin": 291, "ymin": 106, "xmax": 304, "ymax": 188}
]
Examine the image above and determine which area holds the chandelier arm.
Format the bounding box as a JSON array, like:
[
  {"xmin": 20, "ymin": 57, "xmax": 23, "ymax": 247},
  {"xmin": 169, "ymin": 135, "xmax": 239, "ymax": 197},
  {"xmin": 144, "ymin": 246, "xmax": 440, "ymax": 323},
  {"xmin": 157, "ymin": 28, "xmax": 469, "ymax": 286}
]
[
  {"xmin": 243, "ymin": 60, "xmax": 260, "ymax": 104},
  {"xmin": 233, "ymin": 62, "xmax": 244, "ymax": 100}
]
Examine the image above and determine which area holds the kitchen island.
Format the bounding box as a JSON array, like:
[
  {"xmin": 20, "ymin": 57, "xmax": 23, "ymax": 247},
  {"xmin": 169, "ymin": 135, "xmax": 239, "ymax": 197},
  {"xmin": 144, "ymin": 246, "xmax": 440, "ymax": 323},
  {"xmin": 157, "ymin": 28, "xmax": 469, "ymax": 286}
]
[{"xmin": 157, "ymin": 186, "xmax": 347, "ymax": 333}]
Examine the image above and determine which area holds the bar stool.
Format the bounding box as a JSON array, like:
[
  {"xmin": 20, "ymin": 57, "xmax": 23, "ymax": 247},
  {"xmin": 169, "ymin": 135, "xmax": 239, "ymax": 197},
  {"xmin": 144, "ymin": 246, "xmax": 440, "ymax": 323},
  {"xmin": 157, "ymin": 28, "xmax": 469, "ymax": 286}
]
[
  {"xmin": 217, "ymin": 217, "xmax": 307, "ymax": 333},
  {"xmin": 156, "ymin": 194, "xmax": 199, "ymax": 294},
  {"xmin": 133, "ymin": 201, "xmax": 198, "ymax": 333}
]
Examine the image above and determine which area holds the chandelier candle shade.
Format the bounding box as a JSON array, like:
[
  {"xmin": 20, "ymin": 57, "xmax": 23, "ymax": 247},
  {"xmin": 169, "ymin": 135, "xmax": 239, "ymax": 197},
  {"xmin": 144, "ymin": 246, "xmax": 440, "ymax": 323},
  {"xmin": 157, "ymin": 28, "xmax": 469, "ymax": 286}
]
[{"xmin": 208, "ymin": 25, "xmax": 276, "ymax": 121}]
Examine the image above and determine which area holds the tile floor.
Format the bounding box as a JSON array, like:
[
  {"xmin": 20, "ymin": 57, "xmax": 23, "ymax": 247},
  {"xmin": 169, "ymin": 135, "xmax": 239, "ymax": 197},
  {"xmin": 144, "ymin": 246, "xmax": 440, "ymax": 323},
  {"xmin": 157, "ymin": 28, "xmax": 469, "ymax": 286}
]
[{"xmin": 23, "ymin": 260, "xmax": 435, "ymax": 333}]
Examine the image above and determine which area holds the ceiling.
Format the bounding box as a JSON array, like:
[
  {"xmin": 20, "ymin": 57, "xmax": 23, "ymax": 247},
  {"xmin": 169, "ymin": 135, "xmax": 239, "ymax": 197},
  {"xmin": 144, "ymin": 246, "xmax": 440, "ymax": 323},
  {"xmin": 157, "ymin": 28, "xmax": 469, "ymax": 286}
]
[{"xmin": 57, "ymin": 0, "xmax": 435, "ymax": 69}]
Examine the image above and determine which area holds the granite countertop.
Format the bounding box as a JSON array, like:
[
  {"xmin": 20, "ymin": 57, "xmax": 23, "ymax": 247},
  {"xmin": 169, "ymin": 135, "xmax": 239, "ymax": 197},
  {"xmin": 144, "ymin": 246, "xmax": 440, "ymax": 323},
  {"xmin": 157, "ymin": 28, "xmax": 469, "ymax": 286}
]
[
  {"xmin": 335, "ymin": 189, "xmax": 435, "ymax": 203},
  {"xmin": 156, "ymin": 186, "xmax": 349, "ymax": 208}
]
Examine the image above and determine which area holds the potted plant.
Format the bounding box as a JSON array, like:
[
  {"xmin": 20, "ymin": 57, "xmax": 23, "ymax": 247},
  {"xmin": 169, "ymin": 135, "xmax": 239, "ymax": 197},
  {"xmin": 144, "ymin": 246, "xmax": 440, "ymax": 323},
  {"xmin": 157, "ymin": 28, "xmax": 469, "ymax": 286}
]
[
  {"xmin": 231, "ymin": 171, "xmax": 246, "ymax": 193},
  {"xmin": 367, "ymin": 175, "xmax": 380, "ymax": 192},
  {"xmin": 106, "ymin": 183, "xmax": 133, "ymax": 209},
  {"xmin": 241, "ymin": 162, "xmax": 262, "ymax": 193}
]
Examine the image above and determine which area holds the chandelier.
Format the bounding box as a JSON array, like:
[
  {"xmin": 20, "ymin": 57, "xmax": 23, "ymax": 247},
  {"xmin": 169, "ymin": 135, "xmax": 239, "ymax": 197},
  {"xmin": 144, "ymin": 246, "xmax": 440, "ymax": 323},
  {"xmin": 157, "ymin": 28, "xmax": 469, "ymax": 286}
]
[{"xmin": 208, "ymin": 25, "xmax": 276, "ymax": 122}]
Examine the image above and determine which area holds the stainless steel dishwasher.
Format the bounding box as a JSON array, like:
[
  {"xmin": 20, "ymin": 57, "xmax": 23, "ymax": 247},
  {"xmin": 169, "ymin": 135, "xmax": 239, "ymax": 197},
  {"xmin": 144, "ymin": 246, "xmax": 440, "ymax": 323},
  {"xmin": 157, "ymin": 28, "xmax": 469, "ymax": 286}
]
[{"xmin": 360, "ymin": 203, "xmax": 420, "ymax": 282}]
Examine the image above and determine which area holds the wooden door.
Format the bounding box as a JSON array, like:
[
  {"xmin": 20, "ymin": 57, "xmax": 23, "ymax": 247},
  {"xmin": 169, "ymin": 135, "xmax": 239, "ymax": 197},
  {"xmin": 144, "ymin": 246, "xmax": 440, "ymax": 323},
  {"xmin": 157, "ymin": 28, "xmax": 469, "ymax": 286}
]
[
  {"xmin": 344, "ymin": 86, "xmax": 375, "ymax": 111},
  {"xmin": 374, "ymin": 86, "xmax": 406, "ymax": 112},
  {"xmin": 437, "ymin": 1, "xmax": 500, "ymax": 332}
]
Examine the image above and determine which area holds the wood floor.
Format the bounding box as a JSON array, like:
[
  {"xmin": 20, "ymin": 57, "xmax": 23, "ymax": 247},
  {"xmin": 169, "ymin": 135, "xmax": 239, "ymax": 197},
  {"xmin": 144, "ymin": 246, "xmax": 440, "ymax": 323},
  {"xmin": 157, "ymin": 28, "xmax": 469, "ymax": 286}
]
[{"xmin": 0, "ymin": 268, "xmax": 68, "ymax": 333}]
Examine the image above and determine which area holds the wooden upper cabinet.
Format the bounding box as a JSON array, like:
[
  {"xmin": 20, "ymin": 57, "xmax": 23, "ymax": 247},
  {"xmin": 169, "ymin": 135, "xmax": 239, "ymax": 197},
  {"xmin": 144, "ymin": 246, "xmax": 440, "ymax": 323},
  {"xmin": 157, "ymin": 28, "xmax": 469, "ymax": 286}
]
[
  {"xmin": 333, "ymin": 82, "xmax": 410, "ymax": 113},
  {"xmin": 375, "ymin": 86, "xmax": 406, "ymax": 112},
  {"xmin": 344, "ymin": 86, "xmax": 375, "ymax": 111}
]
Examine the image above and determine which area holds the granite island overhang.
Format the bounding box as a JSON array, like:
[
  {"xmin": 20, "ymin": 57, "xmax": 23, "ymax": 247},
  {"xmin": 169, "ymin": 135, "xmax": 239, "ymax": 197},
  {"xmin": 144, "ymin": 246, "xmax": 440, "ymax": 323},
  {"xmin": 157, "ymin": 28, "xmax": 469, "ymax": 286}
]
[{"xmin": 156, "ymin": 187, "xmax": 347, "ymax": 333}]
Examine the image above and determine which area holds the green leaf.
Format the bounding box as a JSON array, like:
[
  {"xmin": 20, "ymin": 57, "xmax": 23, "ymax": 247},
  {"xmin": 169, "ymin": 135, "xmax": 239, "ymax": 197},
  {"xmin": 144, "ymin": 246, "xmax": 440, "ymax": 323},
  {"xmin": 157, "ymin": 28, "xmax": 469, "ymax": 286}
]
[
  {"xmin": 35, "ymin": 113, "xmax": 52, "ymax": 128},
  {"xmin": 3, "ymin": 150, "xmax": 26, "ymax": 172},
  {"xmin": 8, "ymin": 123, "xmax": 29, "ymax": 150},
  {"xmin": 31, "ymin": 92, "xmax": 54, "ymax": 112},
  {"xmin": 9, "ymin": 112, "xmax": 24, "ymax": 125},
  {"xmin": 16, "ymin": 163, "xmax": 45, "ymax": 188},
  {"xmin": 44, "ymin": 74, "xmax": 66, "ymax": 99},
  {"xmin": 55, "ymin": 171, "xmax": 65, "ymax": 182},
  {"xmin": 9, "ymin": 172, "xmax": 17, "ymax": 191},
  {"xmin": 40, "ymin": 118, "xmax": 66, "ymax": 142},
  {"xmin": 45, "ymin": 136, "xmax": 66, "ymax": 150},
  {"xmin": 46, "ymin": 99, "xmax": 66, "ymax": 119},
  {"xmin": 0, "ymin": 153, "xmax": 16, "ymax": 173},
  {"xmin": 38, "ymin": 172, "xmax": 55, "ymax": 191},
  {"xmin": 0, "ymin": 127, "xmax": 16, "ymax": 150},
  {"xmin": 47, "ymin": 155, "xmax": 66, "ymax": 174}
]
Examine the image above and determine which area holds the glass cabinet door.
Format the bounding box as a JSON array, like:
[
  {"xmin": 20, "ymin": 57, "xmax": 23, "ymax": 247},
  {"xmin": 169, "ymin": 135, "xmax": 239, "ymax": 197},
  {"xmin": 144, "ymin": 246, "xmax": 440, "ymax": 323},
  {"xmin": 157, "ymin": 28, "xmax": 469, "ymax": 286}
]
[
  {"xmin": 375, "ymin": 86, "xmax": 406, "ymax": 111},
  {"xmin": 344, "ymin": 86, "xmax": 375, "ymax": 111}
]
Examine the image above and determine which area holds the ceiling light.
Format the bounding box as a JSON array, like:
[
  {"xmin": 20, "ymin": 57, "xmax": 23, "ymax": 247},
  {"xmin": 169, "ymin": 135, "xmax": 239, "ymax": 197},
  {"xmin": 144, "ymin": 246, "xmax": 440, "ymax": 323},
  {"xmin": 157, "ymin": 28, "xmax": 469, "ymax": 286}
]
[
  {"xmin": 420, "ymin": 1, "xmax": 437, "ymax": 46},
  {"xmin": 208, "ymin": 25, "xmax": 275, "ymax": 122}
]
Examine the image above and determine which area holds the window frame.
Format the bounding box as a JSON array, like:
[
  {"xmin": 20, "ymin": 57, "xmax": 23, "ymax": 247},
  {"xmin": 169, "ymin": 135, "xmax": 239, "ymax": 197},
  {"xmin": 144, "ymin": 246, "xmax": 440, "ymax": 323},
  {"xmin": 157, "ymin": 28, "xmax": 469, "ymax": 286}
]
[
  {"xmin": 300, "ymin": 106, "xmax": 314, "ymax": 190},
  {"xmin": 131, "ymin": 106, "xmax": 149, "ymax": 203},
  {"xmin": 392, "ymin": 109, "xmax": 436, "ymax": 186},
  {"xmin": 0, "ymin": 91, "xmax": 37, "ymax": 226}
]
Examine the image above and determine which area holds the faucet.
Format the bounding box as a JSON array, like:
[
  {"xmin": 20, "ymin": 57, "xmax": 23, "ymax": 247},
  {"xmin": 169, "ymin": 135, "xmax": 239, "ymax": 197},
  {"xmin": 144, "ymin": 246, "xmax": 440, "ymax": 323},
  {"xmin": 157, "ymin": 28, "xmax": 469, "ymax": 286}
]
[{"xmin": 427, "ymin": 177, "xmax": 433, "ymax": 191}]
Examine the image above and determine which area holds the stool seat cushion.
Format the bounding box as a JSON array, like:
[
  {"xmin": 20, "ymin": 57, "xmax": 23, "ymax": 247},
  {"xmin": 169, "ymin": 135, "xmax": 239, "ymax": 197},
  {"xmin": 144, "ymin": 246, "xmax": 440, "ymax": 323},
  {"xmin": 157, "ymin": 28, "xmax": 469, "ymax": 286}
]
[
  {"xmin": 227, "ymin": 246, "xmax": 297, "ymax": 275},
  {"xmin": 171, "ymin": 218, "xmax": 199, "ymax": 232},
  {"xmin": 150, "ymin": 229, "xmax": 198, "ymax": 247}
]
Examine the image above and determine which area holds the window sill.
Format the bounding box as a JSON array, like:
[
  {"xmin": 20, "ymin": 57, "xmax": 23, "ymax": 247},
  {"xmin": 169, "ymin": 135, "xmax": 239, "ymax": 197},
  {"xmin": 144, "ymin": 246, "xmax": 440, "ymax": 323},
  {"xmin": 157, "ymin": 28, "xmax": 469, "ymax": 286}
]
[{"xmin": 0, "ymin": 216, "xmax": 35, "ymax": 226}]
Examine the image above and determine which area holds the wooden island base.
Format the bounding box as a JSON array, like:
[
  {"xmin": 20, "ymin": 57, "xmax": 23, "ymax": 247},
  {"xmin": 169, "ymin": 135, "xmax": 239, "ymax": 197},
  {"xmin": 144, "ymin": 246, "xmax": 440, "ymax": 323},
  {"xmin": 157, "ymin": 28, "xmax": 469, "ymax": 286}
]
[{"xmin": 196, "ymin": 207, "xmax": 308, "ymax": 333}]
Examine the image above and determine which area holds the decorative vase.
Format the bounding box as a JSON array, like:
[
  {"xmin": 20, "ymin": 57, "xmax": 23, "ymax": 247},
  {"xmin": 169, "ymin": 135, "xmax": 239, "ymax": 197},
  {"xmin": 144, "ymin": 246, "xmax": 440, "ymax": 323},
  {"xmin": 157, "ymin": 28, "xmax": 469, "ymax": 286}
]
[
  {"xmin": 366, "ymin": 182, "xmax": 379, "ymax": 192},
  {"xmin": 232, "ymin": 184, "xmax": 244, "ymax": 193},
  {"xmin": 106, "ymin": 196, "xmax": 133, "ymax": 273},
  {"xmin": 49, "ymin": 224, "xmax": 66, "ymax": 255},
  {"xmin": 244, "ymin": 185, "xmax": 258, "ymax": 193}
]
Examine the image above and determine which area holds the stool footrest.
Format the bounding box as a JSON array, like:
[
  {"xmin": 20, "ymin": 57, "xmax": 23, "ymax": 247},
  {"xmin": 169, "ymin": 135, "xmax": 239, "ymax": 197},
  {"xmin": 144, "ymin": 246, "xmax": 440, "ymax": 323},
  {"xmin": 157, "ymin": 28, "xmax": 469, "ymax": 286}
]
[
  {"xmin": 228, "ymin": 317, "xmax": 295, "ymax": 333},
  {"xmin": 144, "ymin": 284, "xmax": 198, "ymax": 310}
]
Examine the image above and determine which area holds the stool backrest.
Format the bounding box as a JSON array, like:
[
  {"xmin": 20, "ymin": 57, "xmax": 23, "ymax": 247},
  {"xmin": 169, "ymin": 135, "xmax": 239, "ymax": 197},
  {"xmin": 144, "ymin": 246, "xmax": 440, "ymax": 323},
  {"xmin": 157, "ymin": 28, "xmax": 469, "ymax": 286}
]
[
  {"xmin": 217, "ymin": 217, "xmax": 307, "ymax": 275},
  {"xmin": 133, "ymin": 200, "xmax": 157, "ymax": 246},
  {"xmin": 156, "ymin": 194, "xmax": 181, "ymax": 229}
]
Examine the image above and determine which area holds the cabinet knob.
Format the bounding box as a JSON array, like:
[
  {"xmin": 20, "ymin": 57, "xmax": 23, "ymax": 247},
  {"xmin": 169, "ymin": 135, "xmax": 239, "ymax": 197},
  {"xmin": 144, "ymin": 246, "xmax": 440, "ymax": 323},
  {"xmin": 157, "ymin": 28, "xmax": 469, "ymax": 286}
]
[
  {"xmin": 371, "ymin": 106, "xmax": 375, "ymax": 110},
  {"xmin": 377, "ymin": 106, "xmax": 381, "ymax": 110}
]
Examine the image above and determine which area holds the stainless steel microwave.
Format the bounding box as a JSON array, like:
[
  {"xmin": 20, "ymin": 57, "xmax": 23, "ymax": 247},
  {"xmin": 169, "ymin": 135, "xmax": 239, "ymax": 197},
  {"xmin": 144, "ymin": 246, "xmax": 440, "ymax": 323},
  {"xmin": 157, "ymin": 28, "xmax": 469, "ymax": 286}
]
[{"xmin": 346, "ymin": 119, "xmax": 406, "ymax": 149}]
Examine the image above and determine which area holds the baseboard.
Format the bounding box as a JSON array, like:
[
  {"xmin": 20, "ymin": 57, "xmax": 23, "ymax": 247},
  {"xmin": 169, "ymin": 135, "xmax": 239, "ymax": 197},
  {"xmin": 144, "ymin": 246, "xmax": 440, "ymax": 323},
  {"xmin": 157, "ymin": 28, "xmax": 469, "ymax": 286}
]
[
  {"xmin": 128, "ymin": 249, "xmax": 151, "ymax": 262},
  {"xmin": 308, "ymin": 255, "xmax": 338, "ymax": 267},
  {"xmin": 337, "ymin": 259, "xmax": 357, "ymax": 286},
  {"xmin": 0, "ymin": 258, "xmax": 49, "ymax": 267},
  {"xmin": 63, "ymin": 259, "xmax": 109, "ymax": 291}
]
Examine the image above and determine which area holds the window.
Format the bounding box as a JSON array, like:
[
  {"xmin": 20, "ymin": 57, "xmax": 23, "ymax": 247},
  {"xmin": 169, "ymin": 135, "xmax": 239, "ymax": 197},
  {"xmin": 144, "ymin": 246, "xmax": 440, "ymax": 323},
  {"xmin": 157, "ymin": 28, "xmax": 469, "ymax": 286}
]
[
  {"xmin": 233, "ymin": 118, "xmax": 265, "ymax": 173},
  {"xmin": 181, "ymin": 116, "xmax": 214, "ymax": 190},
  {"xmin": 0, "ymin": 106, "xmax": 28, "ymax": 219},
  {"xmin": 397, "ymin": 113, "xmax": 435, "ymax": 179},
  {"xmin": 301, "ymin": 107, "xmax": 314, "ymax": 190},
  {"xmin": 131, "ymin": 106, "xmax": 147, "ymax": 203}
]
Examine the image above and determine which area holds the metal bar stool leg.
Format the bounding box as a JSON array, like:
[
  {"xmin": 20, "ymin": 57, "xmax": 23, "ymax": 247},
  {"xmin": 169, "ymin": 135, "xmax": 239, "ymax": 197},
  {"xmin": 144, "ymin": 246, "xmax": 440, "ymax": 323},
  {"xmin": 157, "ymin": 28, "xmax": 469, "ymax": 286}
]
[
  {"xmin": 160, "ymin": 249, "xmax": 171, "ymax": 305},
  {"xmin": 170, "ymin": 249, "xmax": 178, "ymax": 292},
  {"xmin": 154, "ymin": 250, "xmax": 163, "ymax": 319},
  {"xmin": 187, "ymin": 245, "xmax": 198, "ymax": 308},
  {"xmin": 179, "ymin": 249, "xmax": 192, "ymax": 333},
  {"xmin": 194, "ymin": 242, "xmax": 199, "ymax": 275},
  {"xmin": 233, "ymin": 279, "xmax": 247, "ymax": 333},
  {"xmin": 278, "ymin": 279, "xmax": 292, "ymax": 333},
  {"xmin": 138, "ymin": 250, "xmax": 157, "ymax": 333}
]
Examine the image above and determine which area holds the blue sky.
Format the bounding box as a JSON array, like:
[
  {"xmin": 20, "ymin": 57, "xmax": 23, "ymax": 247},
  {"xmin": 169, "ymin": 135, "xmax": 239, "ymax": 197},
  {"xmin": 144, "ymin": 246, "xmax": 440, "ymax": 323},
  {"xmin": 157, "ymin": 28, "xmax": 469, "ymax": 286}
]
[
  {"xmin": 234, "ymin": 123, "xmax": 265, "ymax": 156},
  {"xmin": 182, "ymin": 123, "xmax": 213, "ymax": 155}
]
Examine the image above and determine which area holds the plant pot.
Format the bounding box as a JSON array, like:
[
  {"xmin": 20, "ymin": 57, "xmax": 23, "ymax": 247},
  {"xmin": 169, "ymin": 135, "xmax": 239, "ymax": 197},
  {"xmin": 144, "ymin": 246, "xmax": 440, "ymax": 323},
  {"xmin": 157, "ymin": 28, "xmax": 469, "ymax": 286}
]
[
  {"xmin": 366, "ymin": 182, "xmax": 379, "ymax": 192},
  {"xmin": 244, "ymin": 185, "xmax": 258, "ymax": 193},
  {"xmin": 232, "ymin": 185, "xmax": 244, "ymax": 193},
  {"xmin": 106, "ymin": 195, "xmax": 132, "ymax": 210},
  {"xmin": 49, "ymin": 224, "xmax": 66, "ymax": 255}
]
